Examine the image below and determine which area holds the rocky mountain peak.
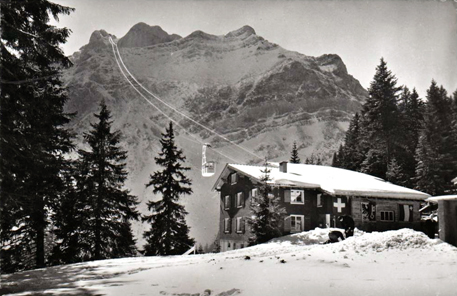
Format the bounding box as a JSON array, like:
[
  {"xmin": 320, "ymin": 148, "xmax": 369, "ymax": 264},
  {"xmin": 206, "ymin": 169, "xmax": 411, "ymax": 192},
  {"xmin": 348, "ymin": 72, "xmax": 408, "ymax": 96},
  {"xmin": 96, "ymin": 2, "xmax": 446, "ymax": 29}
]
[
  {"xmin": 77, "ymin": 29, "xmax": 113, "ymax": 53},
  {"xmin": 186, "ymin": 30, "xmax": 218, "ymax": 41},
  {"xmin": 317, "ymin": 54, "xmax": 348, "ymax": 75},
  {"xmin": 118, "ymin": 22, "xmax": 181, "ymax": 48},
  {"xmin": 225, "ymin": 25, "xmax": 256, "ymax": 38}
]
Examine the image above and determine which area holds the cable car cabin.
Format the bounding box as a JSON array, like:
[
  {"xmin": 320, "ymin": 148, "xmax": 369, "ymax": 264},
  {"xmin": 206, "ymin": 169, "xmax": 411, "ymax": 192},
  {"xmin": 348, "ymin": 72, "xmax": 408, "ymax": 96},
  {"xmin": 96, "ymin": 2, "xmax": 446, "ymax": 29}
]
[
  {"xmin": 202, "ymin": 161, "xmax": 216, "ymax": 177},
  {"xmin": 202, "ymin": 143, "xmax": 215, "ymax": 177}
]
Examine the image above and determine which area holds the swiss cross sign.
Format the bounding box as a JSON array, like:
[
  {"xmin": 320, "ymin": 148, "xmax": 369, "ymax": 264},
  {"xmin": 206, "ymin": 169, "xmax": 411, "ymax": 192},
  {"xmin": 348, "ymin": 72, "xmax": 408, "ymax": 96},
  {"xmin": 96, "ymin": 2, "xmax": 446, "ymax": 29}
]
[{"xmin": 333, "ymin": 196, "xmax": 349, "ymax": 215}]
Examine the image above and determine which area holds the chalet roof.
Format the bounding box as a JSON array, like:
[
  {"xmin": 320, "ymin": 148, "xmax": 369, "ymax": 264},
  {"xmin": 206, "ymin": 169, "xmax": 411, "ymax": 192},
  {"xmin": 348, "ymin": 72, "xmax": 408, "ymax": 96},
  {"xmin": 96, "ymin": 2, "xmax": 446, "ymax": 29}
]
[
  {"xmin": 426, "ymin": 195, "xmax": 457, "ymax": 203},
  {"xmin": 213, "ymin": 162, "xmax": 430, "ymax": 200}
]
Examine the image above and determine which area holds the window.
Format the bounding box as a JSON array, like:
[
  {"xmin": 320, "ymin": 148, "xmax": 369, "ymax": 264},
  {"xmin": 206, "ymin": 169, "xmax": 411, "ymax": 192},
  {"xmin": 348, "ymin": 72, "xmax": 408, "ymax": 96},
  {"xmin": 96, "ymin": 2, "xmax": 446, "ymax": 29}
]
[
  {"xmin": 230, "ymin": 173, "xmax": 238, "ymax": 185},
  {"xmin": 380, "ymin": 211, "xmax": 394, "ymax": 221},
  {"xmin": 224, "ymin": 195, "xmax": 231, "ymax": 210},
  {"xmin": 250, "ymin": 188, "xmax": 258, "ymax": 198},
  {"xmin": 236, "ymin": 217, "xmax": 245, "ymax": 233},
  {"xmin": 224, "ymin": 218, "xmax": 231, "ymax": 233},
  {"xmin": 236, "ymin": 192, "xmax": 244, "ymax": 208},
  {"xmin": 290, "ymin": 215, "xmax": 304, "ymax": 233},
  {"xmin": 291, "ymin": 190, "xmax": 305, "ymax": 204},
  {"xmin": 250, "ymin": 188, "xmax": 258, "ymax": 205},
  {"xmin": 317, "ymin": 194, "xmax": 322, "ymax": 207}
]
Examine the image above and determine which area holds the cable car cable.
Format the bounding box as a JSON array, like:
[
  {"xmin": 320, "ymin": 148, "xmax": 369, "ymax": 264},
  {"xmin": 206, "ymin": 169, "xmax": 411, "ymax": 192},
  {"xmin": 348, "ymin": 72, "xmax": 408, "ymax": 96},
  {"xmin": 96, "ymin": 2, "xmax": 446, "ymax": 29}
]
[
  {"xmin": 109, "ymin": 37, "xmax": 263, "ymax": 161},
  {"xmin": 109, "ymin": 38, "xmax": 241, "ymax": 164}
]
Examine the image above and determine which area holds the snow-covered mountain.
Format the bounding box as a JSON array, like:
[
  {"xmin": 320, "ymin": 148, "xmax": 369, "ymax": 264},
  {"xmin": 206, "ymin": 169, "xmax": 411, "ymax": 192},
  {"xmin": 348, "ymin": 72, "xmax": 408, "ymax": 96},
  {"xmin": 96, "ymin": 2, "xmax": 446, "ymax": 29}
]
[{"xmin": 62, "ymin": 23, "xmax": 367, "ymax": 247}]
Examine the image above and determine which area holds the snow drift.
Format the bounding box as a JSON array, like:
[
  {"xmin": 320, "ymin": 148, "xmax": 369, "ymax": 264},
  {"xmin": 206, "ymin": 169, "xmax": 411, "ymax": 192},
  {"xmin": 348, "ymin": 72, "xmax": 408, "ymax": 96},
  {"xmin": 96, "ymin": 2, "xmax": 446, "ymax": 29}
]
[{"xmin": 2, "ymin": 228, "xmax": 456, "ymax": 296}]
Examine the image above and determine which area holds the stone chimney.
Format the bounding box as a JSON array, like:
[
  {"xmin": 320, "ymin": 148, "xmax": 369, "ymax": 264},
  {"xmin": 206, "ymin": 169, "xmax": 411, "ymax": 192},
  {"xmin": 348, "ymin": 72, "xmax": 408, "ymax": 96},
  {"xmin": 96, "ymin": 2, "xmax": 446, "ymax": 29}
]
[{"xmin": 279, "ymin": 161, "xmax": 288, "ymax": 173}]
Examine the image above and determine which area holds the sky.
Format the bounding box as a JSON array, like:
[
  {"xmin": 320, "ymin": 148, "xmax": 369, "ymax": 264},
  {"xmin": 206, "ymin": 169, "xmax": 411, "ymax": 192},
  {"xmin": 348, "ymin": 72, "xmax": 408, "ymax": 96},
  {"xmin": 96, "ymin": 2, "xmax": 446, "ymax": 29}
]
[{"xmin": 51, "ymin": 0, "xmax": 457, "ymax": 98}]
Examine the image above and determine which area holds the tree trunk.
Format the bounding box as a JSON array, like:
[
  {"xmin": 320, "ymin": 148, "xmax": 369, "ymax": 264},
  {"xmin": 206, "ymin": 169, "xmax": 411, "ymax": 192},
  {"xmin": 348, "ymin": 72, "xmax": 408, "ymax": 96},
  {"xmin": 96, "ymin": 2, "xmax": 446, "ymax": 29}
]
[
  {"xmin": 35, "ymin": 194, "xmax": 45, "ymax": 268},
  {"xmin": 36, "ymin": 224, "xmax": 45, "ymax": 268}
]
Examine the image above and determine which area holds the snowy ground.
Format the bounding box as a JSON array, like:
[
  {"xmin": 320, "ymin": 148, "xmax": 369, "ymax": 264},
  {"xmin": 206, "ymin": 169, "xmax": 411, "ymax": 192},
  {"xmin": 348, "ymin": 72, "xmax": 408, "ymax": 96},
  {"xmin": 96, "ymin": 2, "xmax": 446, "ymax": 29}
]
[{"xmin": 1, "ymin": 228, "xmax": 456, "ymax": 296}]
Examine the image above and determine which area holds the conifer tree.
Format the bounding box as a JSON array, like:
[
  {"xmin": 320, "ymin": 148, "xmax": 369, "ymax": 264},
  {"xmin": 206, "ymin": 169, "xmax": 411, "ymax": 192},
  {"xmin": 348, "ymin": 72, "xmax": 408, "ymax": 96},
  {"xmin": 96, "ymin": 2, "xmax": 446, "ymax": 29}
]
[
  {"xmin": 0, "ymin": 0, "xmax": 75, "ymax": 272},
  {"xmin": 290, "ymin": 141, "xmax": 301, "ymax": 163},
  {"xmin": 305, "ymin": 154, "xmax": 316, "ymax": 165},
  {"xmin": 415, "ymin": 81, "xmax": 457, "ymax": 195},
  {"xmin": 360, "ymin": 58, "xmax": 401, "ymax": 179},
  {"xmin": 395, "ymin": 87, "xmax": 424, "ymax": 187},
  {"xmin": 142, "ymin": 122, "xmax": 194, "ymax": 256},
  {"xmin": 248, "ymin": 160, "xmax": 286, "ymax": 245},
  {"xmin": 386, "ymin": 157, "xmax": 407, "ymax": 186},
  {"xmin": 332, "ymin": 145, "xmax": 344, "ymax": 168},
  {"xmin": 341, "ymin": 113, "xmax": 365, "ymax": 171},
  {"xmin": 78, "ymin": 101, "xmax": 139, "ymax": 260},
  {"xmin": 331, "ymin": 151, "xmax": 339, "ymax": 168},
  {"xmin": 50, "ymin": 161, "xmax": 90, "ymax": 265}
]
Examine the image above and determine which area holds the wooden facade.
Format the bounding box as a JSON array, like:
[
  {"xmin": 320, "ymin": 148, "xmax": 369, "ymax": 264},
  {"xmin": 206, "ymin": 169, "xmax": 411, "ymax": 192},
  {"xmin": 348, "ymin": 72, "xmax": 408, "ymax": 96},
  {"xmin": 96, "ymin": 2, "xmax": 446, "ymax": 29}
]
[{"xmin": 217, "ymin": 166, "xmax": 424, "ymax": 252}]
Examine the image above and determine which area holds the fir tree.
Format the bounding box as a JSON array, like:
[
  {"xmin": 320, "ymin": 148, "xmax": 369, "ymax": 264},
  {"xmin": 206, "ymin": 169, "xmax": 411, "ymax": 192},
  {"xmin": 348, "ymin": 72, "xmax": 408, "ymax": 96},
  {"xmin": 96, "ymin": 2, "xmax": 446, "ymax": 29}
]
[
  {"xmin": 50, "ymin": 161, "xmax": 91, "ymax": 265},
  {"xmin": 290, "ymin": 141, "xmax": 300, "ymax": 163},
  {"xmin": 78, "ymin": 101, "xmax": 139, "ymax": 260},
  {"xmin": 210, "ymin": 233, "xmax": 221, "ymax": 253},
  {"xmin": 332, "ymin": 145, "xmax": 344, "ymax": 168},
  {"xmin": 360, "ymin": 58, "xmax": 401, "ymax": 179},
  {"xmin": 248, "ymin": 160, "xmax": 286, "ymax": 245},
  {"xmin": 305, "ymin": 154, "xmax": 316, "ymax": 165},
  {"xmin": 395, "ymin": 87, "xmax": 424, "ymax": 188},
  {"xmin": 341, "ymin": 113, "xmax": 365, "ymax": 171},
  {"xmin": 386, "ymin": 157, "xmax": 407, "ymax": 186},
  {"xmin": 142, "ymin": 122, "xmax": 194, "ymax": 256},
  {"xmin": 0, "ymin": 0, "xmax": 75, "ymax": 272},
  {"xmin": 415, "ymin": 81, "xmax": 457, "ymax": 195},
  {"xmin": 331, "ymin": 151, "xmax": 339, "ymax": 168}
]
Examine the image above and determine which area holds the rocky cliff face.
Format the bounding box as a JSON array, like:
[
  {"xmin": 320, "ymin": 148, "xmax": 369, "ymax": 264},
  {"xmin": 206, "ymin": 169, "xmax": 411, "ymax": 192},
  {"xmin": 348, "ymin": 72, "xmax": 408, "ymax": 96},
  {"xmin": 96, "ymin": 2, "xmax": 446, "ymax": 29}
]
[{"xmin": 63, "ymin": 23, "xmax": 367, "ymax": 246}]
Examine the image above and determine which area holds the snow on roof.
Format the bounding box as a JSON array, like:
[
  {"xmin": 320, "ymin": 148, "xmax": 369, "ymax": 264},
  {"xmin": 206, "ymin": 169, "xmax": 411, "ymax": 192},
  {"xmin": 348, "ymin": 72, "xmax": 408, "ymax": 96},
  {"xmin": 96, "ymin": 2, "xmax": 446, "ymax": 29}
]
[
  {"xmin": 215, "ymin": 162, "xmax": 429, "ymax": 200},
  {"xmin": 426, "ymin": 195, "xmax": 457, "ymax": 203}
]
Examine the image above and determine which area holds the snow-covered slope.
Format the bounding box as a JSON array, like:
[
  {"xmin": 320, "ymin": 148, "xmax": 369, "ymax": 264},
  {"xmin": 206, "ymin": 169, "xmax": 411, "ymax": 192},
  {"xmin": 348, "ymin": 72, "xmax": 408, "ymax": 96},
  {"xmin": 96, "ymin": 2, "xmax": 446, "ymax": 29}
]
[
  {"xmin": 2, "ymin": 229, "xmax": 456, "ymax": 296},
  {"xmin": 63, "ymin": 23, "xmax": 368, "ymax": 247}
]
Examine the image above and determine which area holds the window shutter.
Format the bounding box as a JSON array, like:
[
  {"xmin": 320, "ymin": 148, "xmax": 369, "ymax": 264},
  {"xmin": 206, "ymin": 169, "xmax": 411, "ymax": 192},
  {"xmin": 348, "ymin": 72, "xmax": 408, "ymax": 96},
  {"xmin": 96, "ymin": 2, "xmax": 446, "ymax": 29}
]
[
  {"xmin": 229, "ymin": 218, "xmax": 232, "ymax": 233},
  {"xmin": 241, "ymin": 192, "xmax": 245, "ymax": 207},
  {"xmin": 231, "ymin": 173, "xmax": 238, "ymax": 184},
  {"xmin": 284, "ymin": 216, "xmax": 291, "ymax": 232},
  {"xmin": 284, "ymin": 190, "xmax": 291, "ymax": 203},
  {"xmin": 225, "ymin": 195, "xmax": 231, "ymax": 209},
  {"xmin": 242, "ymin": 218, "xmax": 246, "ymax": 233},
  {"xmin": 224, "ymin": 218, "xmax": 229, "ymax": 233}
]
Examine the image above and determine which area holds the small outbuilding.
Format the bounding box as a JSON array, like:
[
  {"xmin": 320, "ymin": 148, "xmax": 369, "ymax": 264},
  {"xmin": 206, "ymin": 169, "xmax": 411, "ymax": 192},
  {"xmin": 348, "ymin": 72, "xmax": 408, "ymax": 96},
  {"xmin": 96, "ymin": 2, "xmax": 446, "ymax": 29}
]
[{"xmin": 426, "ymin": 193, "xmax": 457, "ymax": 247}]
